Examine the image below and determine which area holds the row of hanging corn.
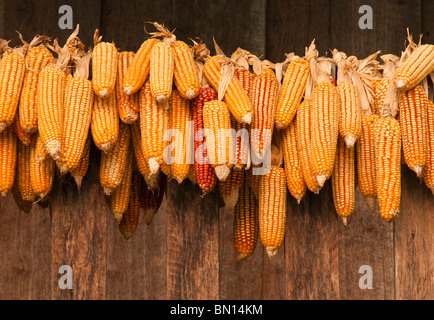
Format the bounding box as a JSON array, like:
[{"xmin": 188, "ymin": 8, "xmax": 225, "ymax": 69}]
[{"xmin": 0, "ymin": 23, "xmax": 433, "ymax": 260}]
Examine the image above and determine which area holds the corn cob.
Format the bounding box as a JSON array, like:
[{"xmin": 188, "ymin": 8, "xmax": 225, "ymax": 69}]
[
  {"xmin": 275, "ymin": 58, "xmax": 310, "ymax": 130},
  {"xmin": 150, "ymin": 40, "xmax": 174, "ymax": 103},
  {"xmin": 30, "ymin": 138, "xmax": 54, "ymax": 199},
  {"xmin": 123, "ymin": 38, "xmax": 159, "ymax": 95},
  {"xmin": 11, "ymin": 178, "xmax": 33, "ymax": 214},
  {"xmin": 60, "ymin": 53, "xmax": 94, "ymax": 175},
  {"xmin": 192, "ymin": 87, "xmax": 218, "ymax": 194},
  {"xmin": 168, "ymin": 90, "xmax": 193, "ymax": 184},
  {"xmin": 0, "ymin": 126, "xmax": 17, "ymax": 196},
  {"xmin": 332, "ymin": 136, "xmax": 355, "ymax": 226},
  {"xmin": 13, "ymin": 114, "xmax": 34, "ymax": 146},
  {"xmin": 17, "ymin": 141, "xmax": 36, "ymax": 202},
  {"xmin": 100, "ymin": 122, "xmax": 131, "ymax": 195},
  {"xmin": 373, "ymin": 78, "xmax": 389, "ymax": 116},
  {"xmin": 91, "ymin": 89, "xmax": 119, "ymax": 153},
  {"xmin": 70, "ymin": 134, "xmax": 91, "ymax": 192},
  {"xmin": 296, "ymin": 100, "xmax": 320, "ymax": 194},
  {"xmin": 398, "ymin": 86, "xmax": 428, "ymax": 177},
  {"xmin": 234, "ymin": 180, "xmax": 259, "ymax": 261},
  {"xmin": 203, "ymin": 100, "xmax": 235, "ymax": 181},
  {"xmin": 282, "ymin": 120, "xmax": 306, "ymax": 203},
  {"xmin": 356, "ymin": 114, "xmax": 378, "ymax": 211},
  {"xmin": 0, "ymin": 46, "xmax": 26, "ymax": 133},
  {"xmin": 423, "ymin": 99, "xmax": 434, "ymax": 193},
  {"xmin": 374, "ymin": 116, "xmax": 401, "ymax": 222},
  {"xmin": 139, "ymin": 81, "xmax": 169, "ymax": 176},
  {"xmin": 173, "ymin": 40, "xmax": 200, "ymax": 99},
  {"xmin": 92, "ymin": 29, "xmax": 118, "ymax": 97},
  {"xmin": 19, "ymin": 36, "xmax": 54, "ymax": 134},
  {"xmin": 246, "ymin": 169, "xmax": 260, "ymax": 199},
  {"xmin": 35, "ymin": 132, "xmax": 49, "ymax": 162},
  {"xmin": 393, "ymin": 44, "xmax": 434, "ymax": 91},
  {"xmin": 234, "ymin": 68, "xmax": 254, "ymax": 100},
  {"xmin": 337, "ymin": 82, "xmax": 362, "ymax": 148},
  {"xmin": 118, "ymin": 172, "xmax": 141, "ymax": 239},
  {"xmin": 117, "ymin": 51, "xmax": 139, "ymax": 124},
  {"xmin": 259, "ymin": 165, "xmax": 287, "ymax": 259},
  {"xmin": 141, "ymin": 172, "xmax": 167, "ymax": 225},
  {"xmin": 219, "ymin": 168, "xmax": 244, "ymax": 211},
  {"xmin": 203, "ymin": 55, "xmax": 253, "ymax": 124}
]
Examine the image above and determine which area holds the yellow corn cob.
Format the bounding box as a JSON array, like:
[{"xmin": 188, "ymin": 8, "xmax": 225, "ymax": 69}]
[
  {"xmin": 203, "ymin": 100, "xmax": 235, "ymax": 181},
  {"xmin": 108, "ymin": 149, "xmax": 133, "ymax": 224},
  {"xmin": 332, "ymin": 136, "xmax": 355, "ymax": 226},
  {"xmin": 423, "ymin": 99, "xmax": 434, "ymax": 193},
  {"xmin": 259, "ymin": 166, "xmax": 287, "ymax": 259},
  {"xmin": 398, "ymin": 86, "xmax": 428, "ymax": 177},
  {"xmin": 356, "ymin": 114, "xmax": 378, "ymax": 211},
  {"xmin": 246, "ymin": 169, "xmax": 260, "ymax": 199},
  {"xmin": 30, "ymin": 138, "xmax": 54, "ymax": 199},
  {"xmin": 17, "ymin": 141, "xmax": 36, "ymax": 202},
  {"xmin": 373, "ymin": 78, "xmax": 389, "ymax": 116},
  {"xmin": 13, "ymin": 114, "xmax": 34, "ymax": 146},
  {"xmin": 91, "ymin": 90, "xmax": 119, "ymax": 153},
  {"xmin": 374, "ymin": 116, "xmax": 401, "ymax": 222},
  {"xmin": 337, "ymin": 82, "xmax": 362, "ymax": 148},
  {"xmin": 168, "ymin": 90, "xmax": 192, "ymax": 184},
  {"xmin": 310, "ymin": 82, "xmax": 340, "ymax": 188},
  {"xmin": 0, "ymin": 51, "xmax": 26, "ymax": 133},
  {"xmin": 0, "ymin": 126, "xmax": 17, "ymax": 196},
  {"xmin": 100, "ymin": 122, "xmax": 131, "ymax": 195},
  {"xmin": 60, "ymin": 61, "xmax": 94, "ymax": 175},
  {"xmin": 234, "ymin": 180, "xmax": 259, "ymax": 262},
  {"xmin": 219, "ymin": 168, "xmax": 244, "ymax": 211},
  {"xmin": 282, "ymin": 120, "xmax": 306, "ymax": 204},
  {"xmin": 117, "ymin": 51, "xmax": 139, "ymax": 124},
  {"xmin": 203, "ymin": 55, "xmax": 253, "ymax": 124},
  {"xmin": 19, "ymin": 45, "xmax": 54, "ymax": 134},
  {"xmin": 251, "ymin": 68, "xmax": 279, "ymax": 160},
  {"xmin": 139, "ymin": 81, "xmax": 169, "ymax": 176},
  {"xmin": 150, "ymin": 40, "xmax": 174, "ymax": 103},
  {"xmin": 11, "ymin": 178, "xmax": 33, "ymax": 214},
  {"xmin": 35, "ymin": 132, "xmax": 49, "ymax": 162},
  {"xmin": 394, "ymin": 44, "xmax": 434, "ymax": 91},
  {"xmin": 296, "ymin": 100, "xmax": 320, "ymax": 194},
  {"xmin": 123, "ymin": 38, "xmax": 159, "ymax": 95},
  {"xmin": 70, "ymin": 134, "xmax": 91, "ymax": 192},
  {"xmin": 275, "ymin": 58, "xmax": 310, "ymax": 130},
  {"xmin": 173, "ymin": 40, "xmax": 200, "ymax": 100},
  {"xmin": 118, "ymin": 172, "xmax": 141, "ymax": 240},
  {"xmin": 92, "ymin": 34, "xmax": 118, "ymax": 97},
  {"xmin": 234, "ymin": 68, "xmax": 254, "ymax": 100}
]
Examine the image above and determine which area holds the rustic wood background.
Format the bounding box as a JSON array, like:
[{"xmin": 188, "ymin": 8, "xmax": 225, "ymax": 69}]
[{"xmin": 0, "ymin": 0, "xmax": 432, "ymax": 300}]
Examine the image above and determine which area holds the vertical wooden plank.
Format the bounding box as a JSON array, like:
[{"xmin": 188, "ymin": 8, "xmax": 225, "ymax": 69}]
[
  {"xmin": 266, "ymin": 0, "xmax": 331, "ymax": 61},
  {"xmin": 421, "ymin": 0, "xmax": 434, "ymax": 45},
  {"xmin": 262, "ymin": 244, "xmax": 286, "ymax": 300},
  {"xmin": 166, "ymin": 181, "xmax": 219, "ymax": 300},
  {"xmin": 0, "ymin": 197, "xmax": 52, "ymax": 300},
  {"xmin": 51, "ymin": 145, "xmax": 107, "ymax": 300},
  {"xmin": 395, "ymin": 167, "xmax": 434, "ymax": 300}
]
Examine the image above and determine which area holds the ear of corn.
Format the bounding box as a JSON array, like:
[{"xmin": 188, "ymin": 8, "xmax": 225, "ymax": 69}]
[
  {"xmin": 373, "ymin": 78, "xmax": 389, "ymax": 116},
  {"xmin": 356, "ymin": 114, "xmax": 378, "ymax": 211},
  {"xmin": 259, "ymin": 166, "xmax": 287, "ymax": 259},
  {"xmin": 203, "ymin": 99, "xmax": 235, "ymax": 181},
  {"xmin": 234, "ymin": 180, "xmax": 259, "ymax": 262},
  {"xmin": 337, "ymin": 82, "xmax": 362, "ymax": 148},
  {"xmin": 203, "ymin": 55, "xmax": 253, "ymax": 124},
  {"xmin": 30, "ymin": 138, "xmax": 54, "ymax": 199},
  {"xmin": 393, "ymin": 44, "xmax": 434, "ymax": 91},
  {"xmin": 398, "ymin": 86, "xmax": 428, "ymax": 177},
  {"xmin": 374, "ymin": 116, "xmax": 401, "ymax": 222},
  {"xmin": 192, "ymin": 87, "xmax": 218, "ymax": 194},
  {"xmin": 117, "ymin": 51, "xmax": 139, "ymax": 124},
  {"xmin": 310, "ymin": 82, "xmax": 341, "ymax": 188},
  {"xmin": 275, "ymin": 58, "xmax": 310, "ymax": 130},
  {"xmin": 140, "ymin": 172, "xmax": 167, "ymax": 225},
  {"xmin": 423, "ymin": 99, "xmax": 434, "ymax": 194},
  {"xmin": 19, "ymin": 46, "xmax": 54, "ymax": 134},
  {"xmin": 234, "ymin": 68, "xmax": 254, "ymax": 100},
  {"xmin": 118, "ymin": 171, "xmax": 141, "ymax": 239},
  {"xmin": 0, "ymin": 52, "xmax": 26, "ymax": 133},
  {"xmin": 296, "ymin": 100, "xmax": 320, "ymax": 194},
  {"xmin": 70, "ymin": 134, "xmax": 91, "ymax": 193},
  {"xmin": 91, "ymin": 90, "xmax": 119, "ymax": 153},
  {"xmin": 173, "ymin": 40, "xmax": 200, "ymax": 100},
  {"xmin": 219, "ymin": 168, "xmax": 244, "ymax": 211},
  {"xmin": 92, "ymin": 41, "xmax": 118, "ymax": 97},
  {"xmin": 0, "ymin": 126, "xmax": 17, "ymax": 196},
  {"xmin": 35, "ymin": 132, "xmax": 49, "ymax": 162},
  {"xmin": 17, "ymin": 141, "xmax": 36, "ymax": 202},
  {"xmin": 11, "ymin": 178, "xmax": 33, "ymax": 214},
  {"xmin": 123, "ymin": 38, "xmax": 159, "ymax": 95},
  {"xmin": 150, "ymin": 40, "xmax": 174, "ymax": 103},
  {"xmin": 13, "ymin": 114, "xmax": 34, "ymax": 146},
  {"xmin": 246, "ymin": 169, "xmax": 260, "ymax": 199},
  {"xmin": 282, "ymin": 120, "xmax": 306, "ymax": 204},
  {"xmin": 100, "ymin": 122, "xmax": 131, "ymax": 195}
]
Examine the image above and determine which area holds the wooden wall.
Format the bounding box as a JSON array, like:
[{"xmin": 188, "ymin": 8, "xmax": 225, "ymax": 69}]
[{"xmin": 0, "ymin": 0, "xmax": 432, "ymax": 300}]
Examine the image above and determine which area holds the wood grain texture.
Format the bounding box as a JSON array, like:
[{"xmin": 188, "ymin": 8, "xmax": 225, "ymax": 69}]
[
  {"xmin": 0, "ymin": 195, "xmax": 51, "ymax": 300},
  {"xmin": 166, "ymin": 180, "xmax": 219, "ymax": 300},
  {"xmin": 421, "ymin": 0, "xmax": 434, "ymax": 45},
  {"xmin": 51, "ymin": 144, "xmax": 107, "ymax": 300}
]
